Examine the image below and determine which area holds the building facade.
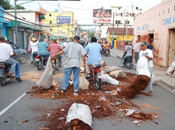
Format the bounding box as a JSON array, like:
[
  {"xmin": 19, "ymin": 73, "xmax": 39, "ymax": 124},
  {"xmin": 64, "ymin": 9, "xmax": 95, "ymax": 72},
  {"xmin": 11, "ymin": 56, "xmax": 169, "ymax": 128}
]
[
  {"xmin": 133, "ymin": 0, "xmax": 175, "ymax": 67},
  {"xmin": 42, "ymin": 11, "xmax": 74, "ymax": 41},
  {"xmin": 0, "ymin": 7, "xmax": 10, "ymax": 37},
  {"xmin": 4, "ymin": 7, "xmax": 47, "ymax": 49}
]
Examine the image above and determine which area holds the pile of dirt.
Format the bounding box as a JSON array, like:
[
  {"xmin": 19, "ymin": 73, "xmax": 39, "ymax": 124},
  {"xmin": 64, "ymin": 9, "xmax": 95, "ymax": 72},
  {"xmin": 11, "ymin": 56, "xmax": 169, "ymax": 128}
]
[
  {"xmin": 66, "ymin": 119, "xmax": 93, "ymax": 130},
  {"xmin": 29, "ymin": 73, "xmax": 157, "ymax": 130},
  {"xmin": 121, "ymin": 75, "xmax": 150, "ymax": 99}
]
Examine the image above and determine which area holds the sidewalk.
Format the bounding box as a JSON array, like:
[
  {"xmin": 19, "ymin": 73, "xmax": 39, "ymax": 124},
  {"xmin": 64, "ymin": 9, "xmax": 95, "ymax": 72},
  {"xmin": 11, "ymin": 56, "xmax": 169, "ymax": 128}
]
[{"xmin": 110, "ymin": 48, "xmax": 175, "ymax": 93}]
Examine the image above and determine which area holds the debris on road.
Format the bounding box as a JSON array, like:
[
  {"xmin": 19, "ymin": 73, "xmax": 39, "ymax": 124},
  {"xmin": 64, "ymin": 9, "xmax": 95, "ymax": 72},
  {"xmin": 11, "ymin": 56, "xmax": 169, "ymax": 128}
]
[
  {"xmin": 141, "ymin": 104, "xmax": 162, "ymax": 111},
  {"xmin": 19, "ymin": 120, "xmax": 29, "ymax": 124}
]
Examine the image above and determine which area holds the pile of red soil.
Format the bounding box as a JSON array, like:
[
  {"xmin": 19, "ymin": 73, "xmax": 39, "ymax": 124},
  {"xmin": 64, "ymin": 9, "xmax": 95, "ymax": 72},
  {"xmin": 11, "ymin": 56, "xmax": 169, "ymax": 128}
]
[
  {"xmin": 29, "ymin": 73, "xmax": 156, "ymax": 130},
  {"xmin": 66, "ymin": 119, "xmax": 93, "ymax": 130},
  {"xmin": 121, "ymin": 75, "xmax": 150, "ymax": 99}
]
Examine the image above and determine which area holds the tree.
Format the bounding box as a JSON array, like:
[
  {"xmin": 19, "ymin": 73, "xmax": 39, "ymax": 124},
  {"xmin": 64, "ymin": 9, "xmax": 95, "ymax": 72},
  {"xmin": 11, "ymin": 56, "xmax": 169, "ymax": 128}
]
[
  {"xmin": 88, "ymin": 33, "xmax": 94, "ymax": 38},
  {"xmin": 0, "ymin": 0, "xmax": 11, "ymax": 10},
  {"xmin": 0, "ymin": 0, "xmax": 25, "ymax": 10}
]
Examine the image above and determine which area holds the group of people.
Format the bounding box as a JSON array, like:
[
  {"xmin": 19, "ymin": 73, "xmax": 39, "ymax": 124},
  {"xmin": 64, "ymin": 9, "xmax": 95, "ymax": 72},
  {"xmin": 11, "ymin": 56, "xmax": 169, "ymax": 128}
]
[
  {"xmin": 0, "ymin": 35, "xmax": 22, "ymax": 82},
  {"xmin": 121, "ymin": 40, "xmax": 154, "ymax": 93},
  {"xmin": 51, "ymin": 36, "xmax": 102, "ymax": 96},
  {"xmin": 28, "ymin": 33, "xmax": 62, "ymax": 67}
]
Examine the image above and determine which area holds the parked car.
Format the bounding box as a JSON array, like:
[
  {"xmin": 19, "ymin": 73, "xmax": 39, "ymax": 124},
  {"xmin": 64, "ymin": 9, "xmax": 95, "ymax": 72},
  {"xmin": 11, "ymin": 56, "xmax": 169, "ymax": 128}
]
[{"xmin": 9, "ymin": 41, "xmax": 27, "ymax": 64}]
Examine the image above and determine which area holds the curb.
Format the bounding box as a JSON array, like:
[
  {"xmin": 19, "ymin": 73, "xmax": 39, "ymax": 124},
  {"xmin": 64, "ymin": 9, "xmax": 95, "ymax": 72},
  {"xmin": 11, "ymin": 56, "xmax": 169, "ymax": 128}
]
[{"xmin": 110, "ymin": 50, "xmax": 175, "ymax": 93}]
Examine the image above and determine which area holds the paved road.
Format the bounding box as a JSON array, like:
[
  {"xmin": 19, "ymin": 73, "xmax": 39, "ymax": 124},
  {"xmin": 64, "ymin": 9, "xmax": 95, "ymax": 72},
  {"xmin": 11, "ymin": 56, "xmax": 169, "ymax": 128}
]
[{"xmin": 0, "ymin": 55, "xmax": 175, "ymax": 130}]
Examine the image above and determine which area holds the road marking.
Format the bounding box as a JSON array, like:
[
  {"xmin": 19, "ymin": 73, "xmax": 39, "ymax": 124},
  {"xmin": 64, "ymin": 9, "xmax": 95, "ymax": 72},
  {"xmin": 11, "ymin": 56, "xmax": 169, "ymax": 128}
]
[{"xmin": 0, "ymin": 92, "xmax": 26, "ymax": 117}]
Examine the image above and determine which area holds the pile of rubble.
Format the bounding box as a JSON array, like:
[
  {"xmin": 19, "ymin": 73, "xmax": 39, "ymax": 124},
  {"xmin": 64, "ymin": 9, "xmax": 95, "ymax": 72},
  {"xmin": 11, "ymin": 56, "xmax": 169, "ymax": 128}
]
[{"xmin": 27, "ymin": 63, "xmax": 161, "ymax": 130}]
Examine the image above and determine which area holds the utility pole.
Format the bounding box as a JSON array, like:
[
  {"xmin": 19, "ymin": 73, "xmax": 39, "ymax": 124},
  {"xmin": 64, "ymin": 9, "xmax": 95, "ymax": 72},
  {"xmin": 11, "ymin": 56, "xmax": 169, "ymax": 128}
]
[
  {"xmin": 14, "ymin": 0, "xmax": 18, "ymax": 44},
  {"xmin": 112, "ymin": 13, "xmax": 114, "ymax": 42}
]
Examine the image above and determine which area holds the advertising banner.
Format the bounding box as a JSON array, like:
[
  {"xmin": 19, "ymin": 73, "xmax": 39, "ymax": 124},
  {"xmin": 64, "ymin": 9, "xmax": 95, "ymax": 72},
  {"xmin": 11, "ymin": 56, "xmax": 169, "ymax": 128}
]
[
  {"xmin": 93, "ymin": 9, "xmax": 112, "ymax": 23},
  {"xmin": 57, "ymin": 16, "xmax": 71, "ymax": 24}
]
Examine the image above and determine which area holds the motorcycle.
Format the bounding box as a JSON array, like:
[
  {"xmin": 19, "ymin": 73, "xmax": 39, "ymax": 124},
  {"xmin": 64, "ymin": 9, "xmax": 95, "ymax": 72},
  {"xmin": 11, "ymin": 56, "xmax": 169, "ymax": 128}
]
[
  {"xmin": 123, "ymin": 56, "xmax": 133, "ymax": 69},
  {"xmin": 104, "ymin": 49, "xmax": 110, "ymax": 57},
  {"xmin": 36, "ymin": 54, "xmax": 48, "ymax": 71},
  {"xmin": 84, "ymin": 64, "xmax": 102, "ymax": 90},
  {"xmin": 0, "ymin": 62, "xmax": 15, "ymax": 86},
  {"xmin": 51, "ymin": 57, "xmax": 59, "ymax": 75}
]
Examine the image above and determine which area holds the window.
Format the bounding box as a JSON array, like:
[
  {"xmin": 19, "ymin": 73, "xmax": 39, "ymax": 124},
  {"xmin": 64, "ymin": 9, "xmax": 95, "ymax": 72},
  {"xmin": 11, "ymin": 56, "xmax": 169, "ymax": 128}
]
[
  {"xmin": 50, "ymin": 28, "xmax": 52, "ymax": 31},
  {"xmin": 168, "ymin": 8, "xmax": 170, "ymax": 13},
  {"xmin": 159, "ymin": 13, "xmax": 160, "ymax": 16},
  {"xmin": 163, "ymin": 10, "xmax": 165, "ymax": 14},
  {"xmin": 155, "ymin": 14, "xmax": 156, "ymax": 18},
  {"xmin": 49, "ymin": 14, "xmax": 51, "ymax": 16},
  {"xmin": 50, "ymin": 21, "xmax": 52, "ymax": 24}
]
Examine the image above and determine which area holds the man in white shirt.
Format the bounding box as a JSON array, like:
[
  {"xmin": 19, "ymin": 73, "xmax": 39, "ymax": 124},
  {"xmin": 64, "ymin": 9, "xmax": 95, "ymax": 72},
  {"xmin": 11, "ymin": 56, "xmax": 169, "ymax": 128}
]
[
  {"xmin": 139, "ymin": 42, "xmax": 153, "ymax": 93},
  {"xmin": 134, "ymin": 40, "xmax": 141, "ymax": 63},
  {"xmin": 0, "ymin": 35, "xmax": 22, "ymax": 82},
  {"xmin": 28, "ymin": 33, "xmax": 40, "ymax": 64}
]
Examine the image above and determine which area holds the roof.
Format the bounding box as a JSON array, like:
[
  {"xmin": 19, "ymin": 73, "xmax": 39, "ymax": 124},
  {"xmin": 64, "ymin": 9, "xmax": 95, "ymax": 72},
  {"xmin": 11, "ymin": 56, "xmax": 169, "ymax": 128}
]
[{"xmin": 107, "ymin": 27, "xmax": 134, "ymax": 35}]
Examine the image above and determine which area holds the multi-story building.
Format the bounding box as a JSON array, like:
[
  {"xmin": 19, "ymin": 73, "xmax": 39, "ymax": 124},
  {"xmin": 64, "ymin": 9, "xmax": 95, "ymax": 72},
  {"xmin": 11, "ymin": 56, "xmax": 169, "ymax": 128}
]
[
  {"xmin": 42, "ymin": 10, "xmax": 74, "ymax": 41},
  {"xmin": 133, "ymin": 0, "xmax": 175, "ymax": 67},
  {"xmin": 4, "ymin": 7, "xmax": 47, "ymax": 49}
]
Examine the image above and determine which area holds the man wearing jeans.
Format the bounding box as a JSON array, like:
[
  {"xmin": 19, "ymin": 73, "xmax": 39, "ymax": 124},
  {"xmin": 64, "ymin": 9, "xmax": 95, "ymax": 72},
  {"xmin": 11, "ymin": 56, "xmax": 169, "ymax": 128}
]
[
  {"xmin": 0, "ymin": 36, "xmax": 22, "ymax": 82},
  {"xmin": 51, "ymin": 36, "xmax": 86, "ymax": 96},
  {"xmin": 139, "ymin": 42, "xmax": 153, "ymax": 93}
]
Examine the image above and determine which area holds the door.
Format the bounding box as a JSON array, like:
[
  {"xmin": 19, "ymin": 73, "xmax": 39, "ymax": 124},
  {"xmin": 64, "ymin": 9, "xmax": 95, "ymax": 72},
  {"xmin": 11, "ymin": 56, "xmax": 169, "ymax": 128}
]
[{"xmin": 168, "ymin": 29, "xmax": 175, "ymax": 66}]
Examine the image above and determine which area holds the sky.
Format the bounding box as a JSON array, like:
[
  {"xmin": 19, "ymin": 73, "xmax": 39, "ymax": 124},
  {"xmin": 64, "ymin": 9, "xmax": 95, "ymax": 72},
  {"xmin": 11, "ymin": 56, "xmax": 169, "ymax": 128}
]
[{"xmin": 10, "ymin": 0, "xmax": 164, "ymax": 26}]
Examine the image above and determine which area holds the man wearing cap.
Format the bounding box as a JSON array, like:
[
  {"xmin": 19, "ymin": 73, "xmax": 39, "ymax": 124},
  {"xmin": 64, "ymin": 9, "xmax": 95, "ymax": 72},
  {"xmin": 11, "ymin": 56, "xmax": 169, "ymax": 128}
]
[
  {"xmin": 51, "ymin": 36, "xmax": 86, "ymax": 96},
  {"xmin": 48, "ymin": 37, "xmax": 62, "ymax": 67},
  {"xmin": 139, "ymin": 42, "xmax": 153, "ymax": 93},
  {"xmin": 120, "ymin": 42, "xmax": 133, "ymax": 67},
  {"xmin": 29, "ymin": 33, "xmax": 40, "ymax": 64}
]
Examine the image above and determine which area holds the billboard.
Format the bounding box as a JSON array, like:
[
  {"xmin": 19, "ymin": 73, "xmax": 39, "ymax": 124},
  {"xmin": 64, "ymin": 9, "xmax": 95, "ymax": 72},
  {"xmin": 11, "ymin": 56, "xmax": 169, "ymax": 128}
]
[
  {"xmin": 57, "ymin": 16, "xmax": 71, "ymax": 24},
  {"xmin": 93, "ymin": 9, "xmax": 112, "ymax": 23},
  {"xmin": 93, "ymin": 9, "xmax": 112, "ymax": 18}
]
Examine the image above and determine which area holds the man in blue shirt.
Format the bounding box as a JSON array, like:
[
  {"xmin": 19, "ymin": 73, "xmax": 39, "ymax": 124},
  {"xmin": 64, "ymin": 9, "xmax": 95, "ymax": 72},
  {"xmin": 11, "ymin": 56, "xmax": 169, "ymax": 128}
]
[
  {"xmin": 37, "ymin": 37, "xmax": 50, "ymax": 58},
  {"xmin": 85, "ymin": 37, "xmax": 102, "ymax": 74}
]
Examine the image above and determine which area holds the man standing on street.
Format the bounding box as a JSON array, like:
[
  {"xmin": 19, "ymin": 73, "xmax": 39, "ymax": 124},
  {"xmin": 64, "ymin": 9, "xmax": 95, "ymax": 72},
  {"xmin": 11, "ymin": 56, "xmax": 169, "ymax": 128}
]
[
  {"xmin": 85, "ymin": 37, "xmax": 102, "ymax": 75},
  {"xmin": 51, "ymin": 36, "xmax": 86, "ymax": 96},
  {"xmin": 134, "ymin": 40, "xmax": 141, "ymax": 63},
  {"xmin": 139, "ymin": 42, "xmax": 153, "ymax": 93}
]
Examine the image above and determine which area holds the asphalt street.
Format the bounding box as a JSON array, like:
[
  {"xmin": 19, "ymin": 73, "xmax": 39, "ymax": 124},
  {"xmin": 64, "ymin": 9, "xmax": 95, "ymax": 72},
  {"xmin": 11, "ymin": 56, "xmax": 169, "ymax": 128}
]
[{"xmin": 0, "ymin": 55, "xmax": 175, "ymax": 130}]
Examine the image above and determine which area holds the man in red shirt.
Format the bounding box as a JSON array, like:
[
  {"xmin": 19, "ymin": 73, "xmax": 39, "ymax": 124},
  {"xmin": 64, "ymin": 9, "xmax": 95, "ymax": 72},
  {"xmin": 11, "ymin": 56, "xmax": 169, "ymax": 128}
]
[{"xmin": 48, "ymin": 37, "xmax": 62, "ymax": 67}]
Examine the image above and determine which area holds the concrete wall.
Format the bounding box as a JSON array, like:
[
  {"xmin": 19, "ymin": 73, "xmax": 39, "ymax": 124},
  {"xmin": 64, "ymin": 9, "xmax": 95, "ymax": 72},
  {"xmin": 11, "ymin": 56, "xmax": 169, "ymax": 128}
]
[{"xmin": 134, "ymin": 0, "xmax": 175, "ymax": 67}]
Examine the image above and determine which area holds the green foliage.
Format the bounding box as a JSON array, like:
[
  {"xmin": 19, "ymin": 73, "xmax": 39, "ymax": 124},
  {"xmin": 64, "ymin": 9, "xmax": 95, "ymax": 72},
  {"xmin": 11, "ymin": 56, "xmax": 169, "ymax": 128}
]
[
  {"xmin": 88, "ymin": 33, "xmax": 94, "ymax": 38},
  {"xmin": 0, "ymin": 0, "xmax": 11, "ymax": 10},
  {"xmin": 0, "ymin": 0, "xmax": 25, "ymax": 10}
]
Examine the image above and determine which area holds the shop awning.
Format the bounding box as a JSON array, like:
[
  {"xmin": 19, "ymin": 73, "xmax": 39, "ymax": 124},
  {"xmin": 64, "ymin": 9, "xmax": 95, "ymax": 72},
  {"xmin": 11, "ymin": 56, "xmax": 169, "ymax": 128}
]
[{"xmin": 10, "ymin": 21, "xmax": 42, "ymax": 31}]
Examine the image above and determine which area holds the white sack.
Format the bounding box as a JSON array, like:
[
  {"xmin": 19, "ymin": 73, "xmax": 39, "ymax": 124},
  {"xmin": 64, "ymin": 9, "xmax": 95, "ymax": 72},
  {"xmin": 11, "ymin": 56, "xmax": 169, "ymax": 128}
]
[
  {"xmin": 166, "ymin": 61, "xmax": 175, "ymax": 75},
  {"xmin": 37, "ymin": 57, "xmax": 53, "ymax": 89},
  {"xmin": 106, "ymin": 66, "xmax": 121, "ymax": 73},
  {"xmin": 137, "ymin": 56, "xmax": 150, "ymax": 77},
  {"xmin": 100, "ymin": 73, "xmax": 119, "ymax": 85},
  {"xmin": 109, "ymin": 70, "xmax": 128, "ymax": 79},
  {"xmin": 66, "ymin": 103, "xmax": 92, "ymax": 127},
  {"xmin": 79, "ymin": 77, "xmax": 89, "ymax": 90},
  {"xmin": 100, "ymin": 60, "xmax": 106, "ymax": 67},
  {"xmin": 152, "ymin": 75, "xmax": 161, "ymax": 85}
]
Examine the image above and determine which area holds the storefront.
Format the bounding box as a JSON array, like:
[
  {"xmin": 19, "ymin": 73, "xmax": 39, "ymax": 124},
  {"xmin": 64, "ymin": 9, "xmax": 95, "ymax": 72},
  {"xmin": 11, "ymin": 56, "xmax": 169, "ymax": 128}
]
[
  {"xmin": 7, "ymin": 21, "xmax": 42, "ymax": 49},
  {"xmin": 133, "ymin": 0, "xmax": 175, "ymax": 67},
  {"xmin": 0, "ymin": 7, "xmax": 10, "ymax": 37}
]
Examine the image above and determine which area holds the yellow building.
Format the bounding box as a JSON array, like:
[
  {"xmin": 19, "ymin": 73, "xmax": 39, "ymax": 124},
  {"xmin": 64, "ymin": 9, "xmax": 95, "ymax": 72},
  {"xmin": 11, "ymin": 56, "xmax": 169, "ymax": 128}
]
[
  {"xmin": 42, "ymin": 11, "xmax": 74, "ymax": 41},
  {"xmin": 106, "ymin": 27, "xmax": 133, "ymax": 50}
]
